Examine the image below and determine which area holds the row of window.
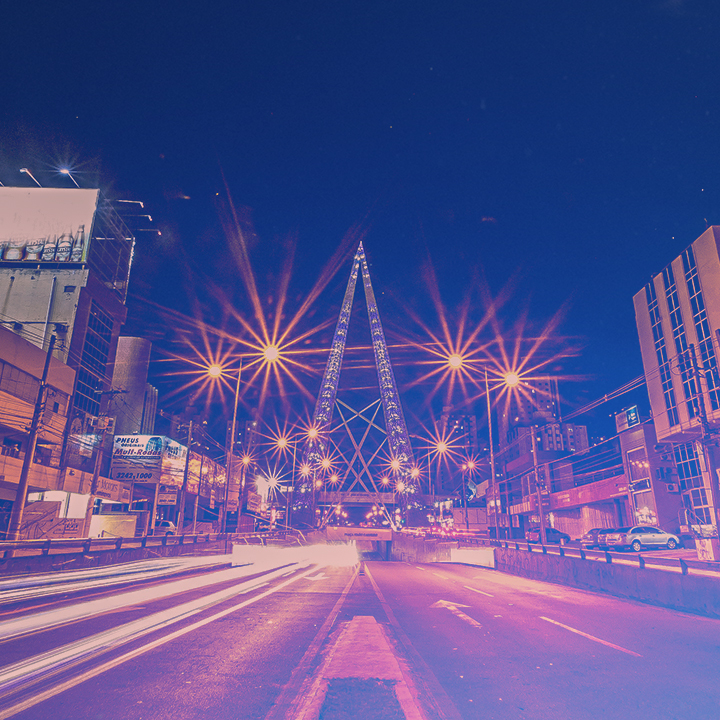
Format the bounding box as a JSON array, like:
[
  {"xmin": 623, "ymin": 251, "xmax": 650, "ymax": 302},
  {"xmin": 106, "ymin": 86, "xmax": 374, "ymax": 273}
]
[
  {"xmin": 0, "ymin": 359, "xmax": 68, "ymax": 415},
  {"xmin": 647, "ymin": 244, "xmax": 719, "ymax": 428}
]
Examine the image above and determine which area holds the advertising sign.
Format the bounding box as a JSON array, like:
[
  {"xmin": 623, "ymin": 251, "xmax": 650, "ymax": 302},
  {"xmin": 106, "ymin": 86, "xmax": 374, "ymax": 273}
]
[
  {"xmin": 111, "ymin": 435, "xmax": 187, "ymax": 487},
  {"xmin": 625, "ymin": 406, "xmax": 641, "ymax": 428},
  {"xmin": 187, "ymin": 451, "xmax": 203, "ymax": 495},
  {"xmin": 158, "ymin": 489, "xmax": 178, "ymax": 505},
  {"xmin": 226, "ymin": 456, "xmax": 240, "ymax": 511},
  {"xmin": 247, "ymin": 491, "xmax": 263, "ymax": 512},
  {"xmin": 0, "ymin": 187, "xmax": 98, "ymax": 263}
]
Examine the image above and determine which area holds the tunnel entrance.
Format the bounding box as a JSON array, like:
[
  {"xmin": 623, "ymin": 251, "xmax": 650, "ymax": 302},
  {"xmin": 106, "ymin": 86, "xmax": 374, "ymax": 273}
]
[{"xmin": 322, "ymin": 527, "xmax": 393, "ymax": 560}]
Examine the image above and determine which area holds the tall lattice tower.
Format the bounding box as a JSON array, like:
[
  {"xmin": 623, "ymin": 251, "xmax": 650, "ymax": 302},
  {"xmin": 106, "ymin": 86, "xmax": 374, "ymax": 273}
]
[{"xmin": 293, "ymin": 243, "xmax": 420, "ymax": 528}]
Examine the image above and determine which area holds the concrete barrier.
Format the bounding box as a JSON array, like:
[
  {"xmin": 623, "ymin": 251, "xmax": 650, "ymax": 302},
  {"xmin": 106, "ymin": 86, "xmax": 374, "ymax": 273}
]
[
  {"xmin": 492, "ymin": 546, "xmax": 720, "ymax": 617},
  {"xmin": 448, "ymin": 547, "xmax": 495, "ymax": 568},
  {"xmin": 0, "ymin": 538, "xmax": 233, "ymax": 576},
  {"xmin": 391, "ymin": 534, "xmax": 720, "ymax": 618},
  {"xmin": 389, "ymin": 533, "xmax": 457, "ymax": 563}
]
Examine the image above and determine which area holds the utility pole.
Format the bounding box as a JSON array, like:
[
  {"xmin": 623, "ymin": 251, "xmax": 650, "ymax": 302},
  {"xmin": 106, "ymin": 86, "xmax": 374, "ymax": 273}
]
[
  {"xmin": 7, "ymin": 335, "xmax": 56, "ymax": 542},
  {"xmin": 223, "ymin": 361, "xmax": 242, "ymax": 534},
  {"xmin": 176, "ymin": 420, "xmax": 193, "ymax": 535},
  {"xmin": 89, "ymin": 416, "xmax": 114, "ymax": 495},
  {"xmin": 689, "ymin": 344, "xmax": 720, "ymax": 560},
  {"xmin": 461, "ymin": 465, "xmax": 470, "ymax": 531},
  {"xmin": 531, "ymin": 426, "xmax": 548, "ymax": 545},
  {"xmin": 485, "ymin": 368, "xmax": 499, "ymax": 540}
]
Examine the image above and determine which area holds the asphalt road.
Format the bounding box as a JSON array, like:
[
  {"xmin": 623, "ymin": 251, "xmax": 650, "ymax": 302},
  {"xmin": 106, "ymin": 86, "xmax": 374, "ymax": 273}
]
[{"xmin": 0, "ymin": 551, "xmax": 719, "ymax": 720}]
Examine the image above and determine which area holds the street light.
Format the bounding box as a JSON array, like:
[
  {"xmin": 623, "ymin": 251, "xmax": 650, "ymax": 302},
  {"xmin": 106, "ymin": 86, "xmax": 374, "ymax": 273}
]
[
  {"xmin": 207, "ymin": 360, "xmax": 243, "ymax": 534},
  {"xmin": 60, "ymin": 168, "xmax": 80, "ymax": 188},
  {"xmin": 19, "ymin": 168, "xmax": 41, "ymax": 187},
  {"xmin": 484, "ymin": 366, "xmax": 521, "ymax": 539},
  {"xmin": 273, "ymin": 433, "xmax": 297, "ymax": 528},
  {"xmin": 461, "ymin": 458, "xmax": 477, "ymax": 531}
]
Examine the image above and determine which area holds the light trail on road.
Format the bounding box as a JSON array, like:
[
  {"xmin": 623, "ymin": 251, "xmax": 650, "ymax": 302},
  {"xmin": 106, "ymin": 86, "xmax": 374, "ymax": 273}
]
[{"xmin": 0, "ymin": 564, "xmax": 323, "ymax": 720}]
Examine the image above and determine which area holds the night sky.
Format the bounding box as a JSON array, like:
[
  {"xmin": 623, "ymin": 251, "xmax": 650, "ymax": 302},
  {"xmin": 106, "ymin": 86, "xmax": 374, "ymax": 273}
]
[{"xmin": 3, "ymin": 0, "xmax": 720, "ymax": 436}]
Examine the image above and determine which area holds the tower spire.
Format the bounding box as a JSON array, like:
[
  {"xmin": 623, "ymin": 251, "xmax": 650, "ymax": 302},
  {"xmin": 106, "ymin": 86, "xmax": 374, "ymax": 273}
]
[{"xmin": 294, "ymin": 243, "xmax": 418, "ymax": 527}]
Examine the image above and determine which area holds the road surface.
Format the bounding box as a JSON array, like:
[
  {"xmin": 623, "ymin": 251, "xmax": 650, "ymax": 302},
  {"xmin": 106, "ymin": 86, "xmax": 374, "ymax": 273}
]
[{"xmin": 0, "ymin": 550, "xmax": 718, "ymax": 719}]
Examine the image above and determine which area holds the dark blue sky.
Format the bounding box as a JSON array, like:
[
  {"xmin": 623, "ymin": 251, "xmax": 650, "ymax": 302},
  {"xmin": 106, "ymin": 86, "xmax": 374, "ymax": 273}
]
[{"xmin": 3, "ymin": 0, "xmax": 720, "ymax": 432}]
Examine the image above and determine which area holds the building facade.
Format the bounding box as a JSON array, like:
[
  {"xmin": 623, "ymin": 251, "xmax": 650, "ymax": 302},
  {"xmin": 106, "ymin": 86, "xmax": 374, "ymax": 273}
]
[
  {"xmin": 0, "ymin": 187, "xmax": 134, "ymax": 477},
  {"xmin": 633, "ymin": 226, "xmax": 720, "ymax": 557}
]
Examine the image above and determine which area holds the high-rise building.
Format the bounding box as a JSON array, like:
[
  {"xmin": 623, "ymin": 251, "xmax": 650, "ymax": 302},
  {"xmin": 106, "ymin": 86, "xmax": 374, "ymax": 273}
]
[
  {"xmin": 0, "ymin": 187, "xmax": 134, "ymax": 475},
  {"xmin": 633, "ymin": 226, "xmax": 720, "ymax": 557},
  {"xmin": 108, "ymin": 337, "xmax": 158, "ymax": 435},
  {"xmin": 497, "ymin": 376, "xmax": 560, "ymax": 447}
]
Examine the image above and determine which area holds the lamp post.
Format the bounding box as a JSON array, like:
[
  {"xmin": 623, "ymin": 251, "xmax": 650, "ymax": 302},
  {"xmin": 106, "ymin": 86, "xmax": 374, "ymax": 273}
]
[
  {"xmin": 224, "ymin": 361, "xmax": 242, "ymax": 534},
  {"xmin": 275, "ymin": 433, "xmax": 297, "ymax": 528},
  {"xmin": 461, "ymin": 458, "xmax": 477, "ymax": 531},
  {"xmin": 484, "ymin": 367, "xmax": 521, "ymax": 540},
  {"xmin": 484, "ymin": 368, "xmax": 498, "ymax": 539},
  {"xmin": 207, "ymin": 361, "xmax": 243, "ymax": 534}
]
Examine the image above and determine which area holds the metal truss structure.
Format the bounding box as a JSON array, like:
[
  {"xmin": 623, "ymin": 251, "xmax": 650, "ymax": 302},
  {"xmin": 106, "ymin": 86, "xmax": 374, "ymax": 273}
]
[{"xmin": 294, "ymin": 242, "xmax": 419, "ymax": 527}]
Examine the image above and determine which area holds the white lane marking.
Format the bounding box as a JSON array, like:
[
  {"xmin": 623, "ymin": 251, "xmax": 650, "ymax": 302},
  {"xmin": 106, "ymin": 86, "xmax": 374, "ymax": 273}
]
[
  {"xmin": 539, "ymin": 616, "xmax": 642, "ymax": 657},
  {"xmin": 304, "ymin": 573, "xmax": 327, "ymax": 581},
  {"xmin": 463, "ymin": 585, "xmax": 494, "ymax": 597},
  {"xmin": 0, "ymin": 566, "xmax": 322, "ymax": 720},
  {"xmin": 431, "ymin": 600, "xmax": 483, "ymax": 630},
  {"xmin": 415, "ymin": 566, "xmax": 426, "ymax": 571},
  {"xmin": 431, "ymin": 572, "xmax": 449, "ymax": 579}
]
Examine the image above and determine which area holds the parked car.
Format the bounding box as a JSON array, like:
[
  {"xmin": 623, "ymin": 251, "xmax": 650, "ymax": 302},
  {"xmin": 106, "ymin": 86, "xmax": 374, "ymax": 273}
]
[
  {"xmin": 526, "ymin": 527, "xmax": 571, "ymax": 545},
  {"xmin": 154, "ymin": 520, "xmax": 177, "ymax": 536},
  {"xmin": 580, "ymin": 527, "xmax": 615, "ymax": 549},
  {"xmin": 604, "ymin": 526, "xmax": 682, "ymax": 552}
]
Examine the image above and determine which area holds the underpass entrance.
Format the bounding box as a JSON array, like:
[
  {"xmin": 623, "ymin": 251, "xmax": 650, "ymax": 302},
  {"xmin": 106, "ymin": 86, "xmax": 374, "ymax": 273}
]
[{"xmin": 323, "ymin": 526, "xmax": 393, "ymax": 560}]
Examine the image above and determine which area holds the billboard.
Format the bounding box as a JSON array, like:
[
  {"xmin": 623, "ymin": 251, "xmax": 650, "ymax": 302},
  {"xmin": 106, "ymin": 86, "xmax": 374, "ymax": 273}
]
[
  {"xmin": 0, "ymin": 187, "xmax": 98, "ymax": 263},
  {"xmin": 111, "ymin": 435, "xmax": 187, "ymax": 487}
]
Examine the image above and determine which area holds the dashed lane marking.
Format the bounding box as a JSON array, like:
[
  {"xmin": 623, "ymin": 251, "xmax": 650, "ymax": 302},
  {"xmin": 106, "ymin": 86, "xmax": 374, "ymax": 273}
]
[
  {"xmin": 540, "ymin": 616, "xmax": 642, "ymax": 657},
  {"xmin": 463, "ymin": 585, "xmax": 493, "ymax": 597}
]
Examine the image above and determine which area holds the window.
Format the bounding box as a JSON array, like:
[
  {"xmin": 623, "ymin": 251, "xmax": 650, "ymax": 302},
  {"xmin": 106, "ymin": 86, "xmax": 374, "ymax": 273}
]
[
  {"xmin": 0, "ymin": 361, "xmax": 40, "ymax": 404},
  {"xmin": 683, "ymin": 245, "xmax": 720, "ymax": 411},
  {"xmin": 675, "ymin": 443, "xmax": 712, "ymax": 523},
  {"xmin": 73, "ymin": 301, "xmax": 114, "ymax": 416},
  {"xmin": 662, "ymin": 267, "xmax": 699, "ymax": 419},
  {"xmin": 645, "ymin": 281, "xmax": 679, "ymax": 426}
]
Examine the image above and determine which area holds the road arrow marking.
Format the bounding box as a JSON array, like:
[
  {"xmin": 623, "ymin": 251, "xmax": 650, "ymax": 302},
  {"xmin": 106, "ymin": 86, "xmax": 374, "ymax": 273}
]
[
  {"xmin": 431, "ymin": 600, "xmax": 482, "ymax": 629},
  {"xmin": 305, "ymin": 573, "xmax": 327, "ymax": 581}
]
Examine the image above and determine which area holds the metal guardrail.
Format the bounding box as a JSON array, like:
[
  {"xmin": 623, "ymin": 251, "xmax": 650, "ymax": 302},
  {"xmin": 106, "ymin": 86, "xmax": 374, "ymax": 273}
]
[
  {"xmin": 0, "ymin": 530, "xmax": 298, "ymax": 560},
  {"xmin": 400, "ymin": 529, "xmax": 720, "ymax": 577},
  {"xmin": 485, "ymin": 538, "xmax": 720, "ymax": 577}
]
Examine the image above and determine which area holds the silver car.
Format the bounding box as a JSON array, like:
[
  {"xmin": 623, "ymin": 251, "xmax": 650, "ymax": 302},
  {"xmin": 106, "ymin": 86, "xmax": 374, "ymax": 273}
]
[{"xmin": 604, "ymin": 526, "xmax": 681, "ymax": 552}]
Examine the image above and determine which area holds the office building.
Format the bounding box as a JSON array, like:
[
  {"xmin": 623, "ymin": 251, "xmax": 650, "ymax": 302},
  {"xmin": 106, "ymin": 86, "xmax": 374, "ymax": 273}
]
[{"xmin": 633, "ymin": 227, "xmax": 720, "ymax": 556}]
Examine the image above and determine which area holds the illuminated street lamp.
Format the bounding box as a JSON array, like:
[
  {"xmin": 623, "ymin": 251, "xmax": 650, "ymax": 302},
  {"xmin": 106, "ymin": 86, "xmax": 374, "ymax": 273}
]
[
  {"xmin": 273, "ymin": 433, "xmax": 297, "ymax": 527},
  {"xmin": 207, "ymin": 360, "xmax": 243, "ymax": 534},
  {"xmin": 486, "ymin": 368, "xmax": 521, "ymax": 539},
  {"xmin": 60, "ymin": 168, "xmax": 80, "ymax": 188},
  {"xmin": 442, "ymin": 351, "xmax": 521, "ymax": 540},
  {"xmin": 19, "ymin": 168, "xmax": 41, "ymax": 187},
  {"xmin": 461, "ymin": 458, "xmax": 477, "ymax": 531}
]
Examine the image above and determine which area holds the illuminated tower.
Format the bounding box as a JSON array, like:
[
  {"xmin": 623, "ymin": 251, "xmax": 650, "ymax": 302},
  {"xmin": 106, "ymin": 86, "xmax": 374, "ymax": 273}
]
[{"xmin": 294, "ymin": 243, "xmax": 417, "ymax": 527}]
